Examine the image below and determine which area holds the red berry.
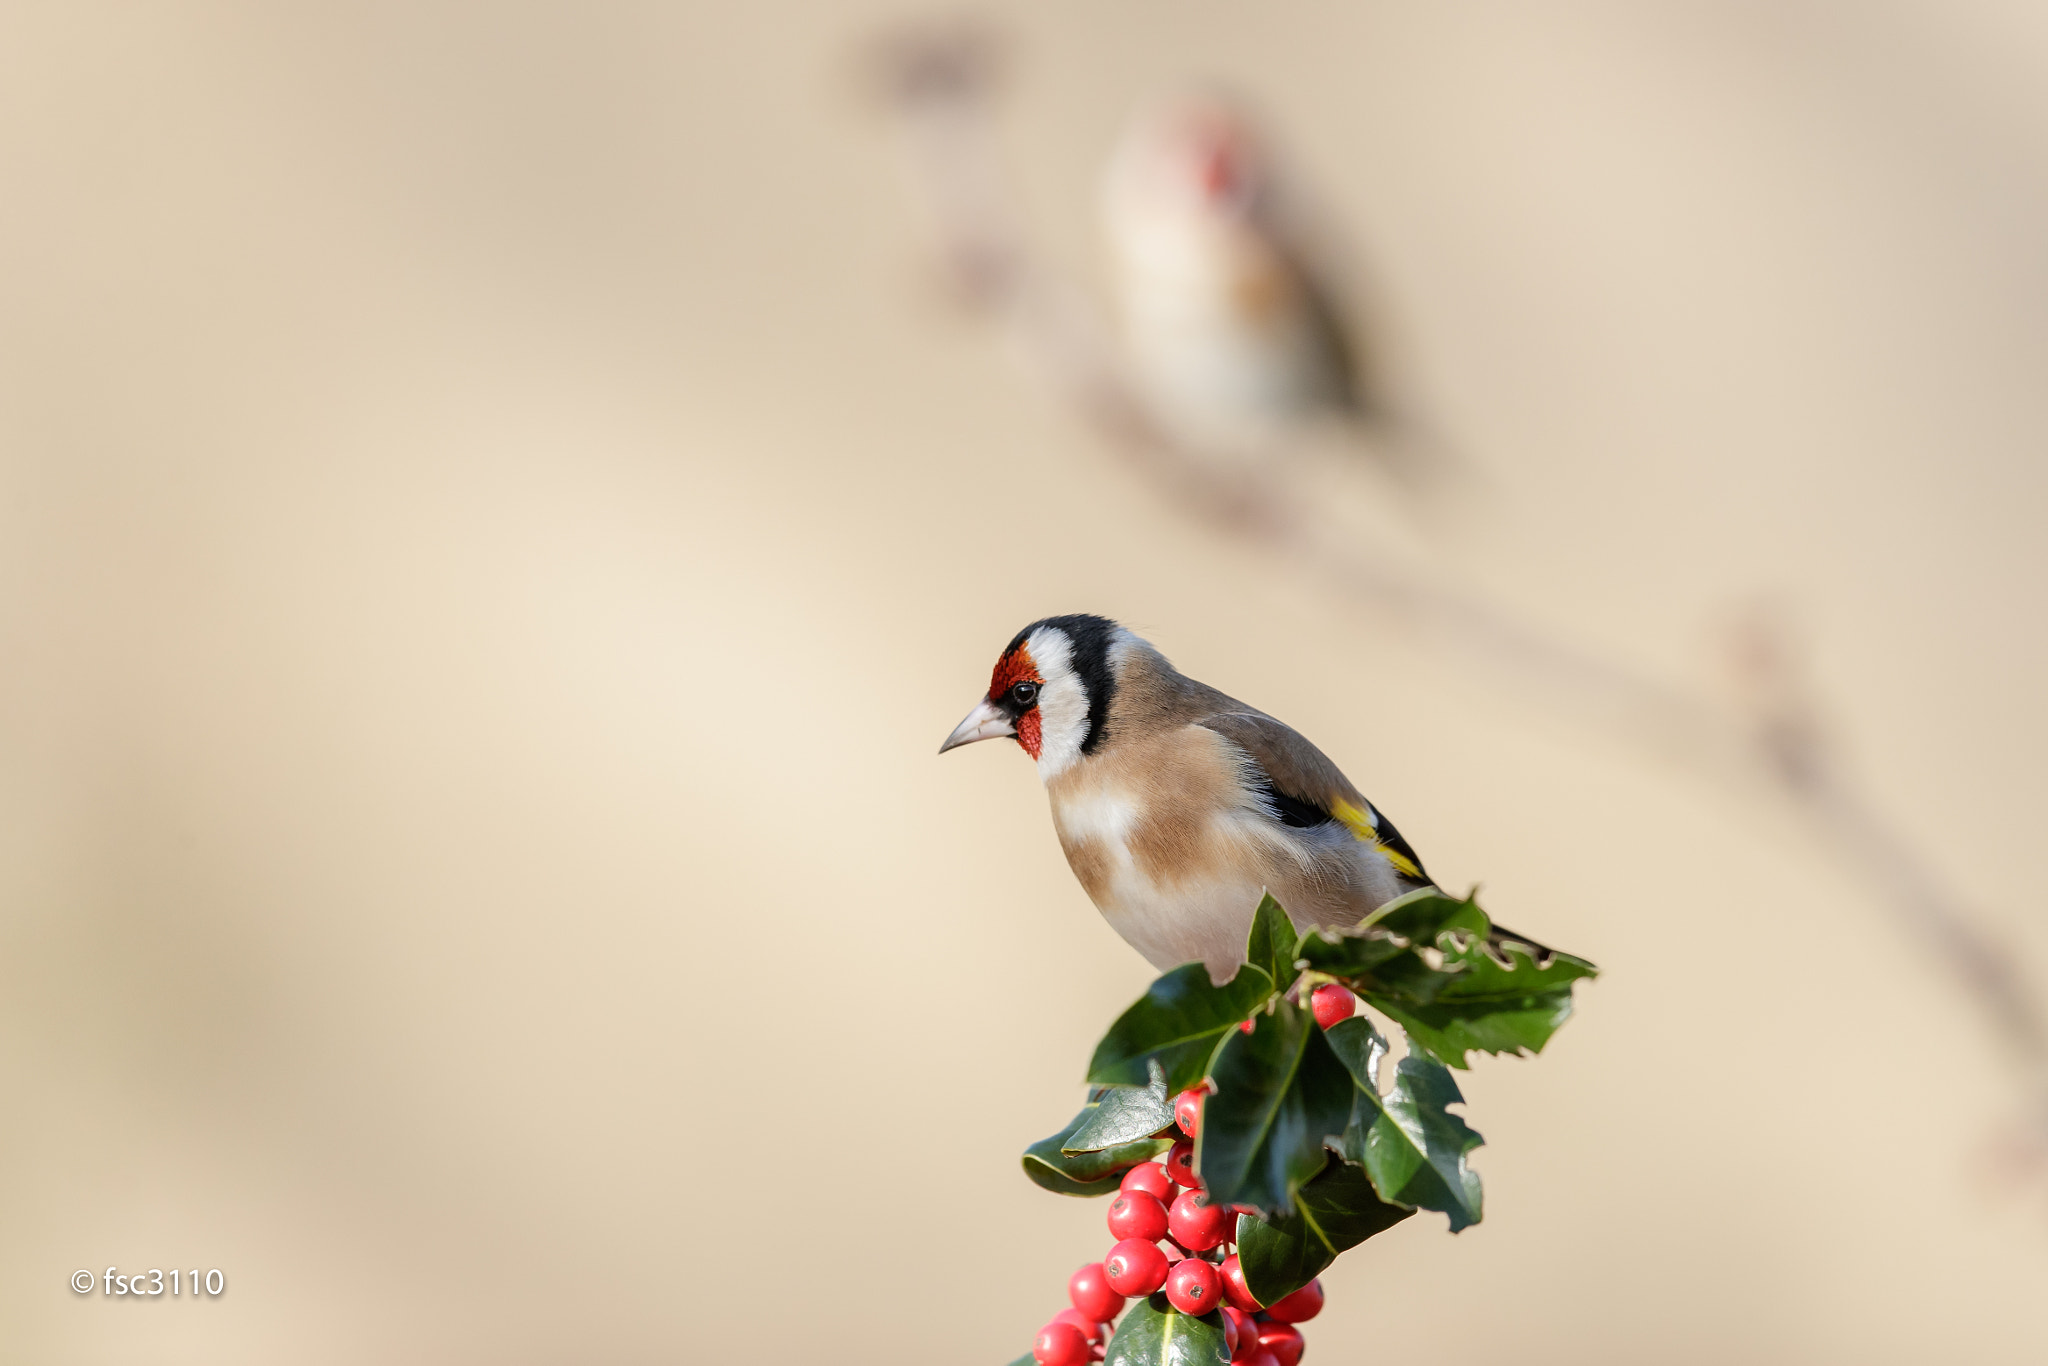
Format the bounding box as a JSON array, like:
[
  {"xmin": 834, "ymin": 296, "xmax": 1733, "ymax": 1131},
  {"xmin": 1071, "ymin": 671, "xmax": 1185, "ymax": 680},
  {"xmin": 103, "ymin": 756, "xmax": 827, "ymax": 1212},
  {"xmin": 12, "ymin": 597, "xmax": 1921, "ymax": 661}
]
[
  {"xmin": 1102, "ymin": 1238, "xmax": 1169, "ymax": 1297},
  {"xmin": 1120, "ymin": 1162, "xmax": 1175, "ymax": 1202},
  {"xmin": 1264, "ymin": 1278, "xmax": 1324, "ymax": 1323},
  {"xmin": 1310, "ymin": 984, "xmax": 1354, "ymax": 1030},
  {"xmin": 1068, "ymin": 1263, "xmax": 1125, "ymax": 1324},
  {"xmin": 1165, "ymin": 1258, "xmax": 1222, "ymax": 1315},
  {"xmin": 1107, "ymin": 1190, "xmax": 1170, "ymax": 1242},
  {"xmin": 1223, "ymin": 1306, "xmax": 1259, "ymax": 1361},
  {"xmin": 1052, "ymin": 1309, "xmax": 1103, "ymax": 1343},
  {"xmin": 1219, "ymin": 1256, "xmax": 1261, "ymax": 1312},
  {"xmin": 1169, "ymin": 1190, "xmax": 1233, "ymax": 1251},
  {"xmin": 1165, "ymin": 1140, "xmax": 1200, "ymax": 1188},
  {"xmin": 1159, "ymin": 1240, "xmax": 1186, "ymax": 1264},
  {"xmin": 1035, "ymin": 1319, "xmax": 1091, "ymax": 1366},
  {"xmin": 1239, "ymin": 1018, "xmax": 1256, "ymax": 1034},
  {"xmin": 1173, "ymin": 1087, "xmax": 1206, "ymax": 1137},
  {"xmin": 1255, "ymin": 1321, "xmax": 1304, "ymax": 1366},
  {"xmin": 1245, "ymin": 1351, "xmax": 1281, "ymax": 1366}
]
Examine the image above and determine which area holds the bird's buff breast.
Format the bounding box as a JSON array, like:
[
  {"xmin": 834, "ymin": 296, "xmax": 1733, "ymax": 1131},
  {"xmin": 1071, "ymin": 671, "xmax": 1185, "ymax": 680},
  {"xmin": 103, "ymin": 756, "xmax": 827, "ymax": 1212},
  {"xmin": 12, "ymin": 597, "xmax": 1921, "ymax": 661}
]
[{"xmin": 1047, "ymin": 765, "xmax": 1267, "ymax": 982}]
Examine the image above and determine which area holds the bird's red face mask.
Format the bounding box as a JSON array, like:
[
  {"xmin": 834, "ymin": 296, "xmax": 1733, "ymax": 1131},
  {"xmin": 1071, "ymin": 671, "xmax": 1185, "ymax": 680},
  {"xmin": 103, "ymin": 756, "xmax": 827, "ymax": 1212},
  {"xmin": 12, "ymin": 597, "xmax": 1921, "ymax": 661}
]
[{"xmin": 938, "ymin": 644, "xmax": 1044, "ymax": 759}]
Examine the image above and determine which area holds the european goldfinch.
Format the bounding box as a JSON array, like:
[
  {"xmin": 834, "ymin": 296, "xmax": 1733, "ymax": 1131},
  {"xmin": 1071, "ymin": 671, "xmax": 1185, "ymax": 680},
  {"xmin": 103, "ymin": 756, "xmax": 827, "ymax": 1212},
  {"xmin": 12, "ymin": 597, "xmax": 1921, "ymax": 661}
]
[
  {"xmin": 1101, "ymin": 93, "xmax": 1366, "ymax": 457},
  {"xmin": 941, "ymin": 614, "xmax": 1460, "ymax": 980}
]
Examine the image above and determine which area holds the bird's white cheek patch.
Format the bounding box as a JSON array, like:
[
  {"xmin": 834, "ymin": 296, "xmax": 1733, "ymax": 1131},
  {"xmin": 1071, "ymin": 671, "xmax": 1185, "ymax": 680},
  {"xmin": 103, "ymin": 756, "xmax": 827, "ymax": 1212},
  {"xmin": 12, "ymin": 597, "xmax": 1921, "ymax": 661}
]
[{"xmin": 1026, "ymin": 628, "xmax": 1091, "ymax": 781}]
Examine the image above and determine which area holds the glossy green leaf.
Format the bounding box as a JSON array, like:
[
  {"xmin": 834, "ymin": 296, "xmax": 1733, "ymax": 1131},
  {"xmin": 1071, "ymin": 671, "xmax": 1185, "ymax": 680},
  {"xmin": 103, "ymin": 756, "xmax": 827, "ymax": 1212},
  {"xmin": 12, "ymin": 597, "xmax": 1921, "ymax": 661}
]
[
  {"xmin": 1295, "ymin": 889, "xmax": 1477, "ymax": 982},
  {"xmin": 1323, "ymin": 1015, "xmax": 1390, "ymax": 1095},
  {"xmin": 1088, "ymin": 962, "xmax": 1275, "ymax": 1095},
  {"xmin": 1006, "ymin": 1356, "xmax": 1035, "ymax": 1366},
  {"xmin": 1343, "ymin": 1051, "xmax": 1485, "ymax": 1231},
  {"xmin": 1235, "ymin": 1157, "xmax": 1414, "ymax": 1305},
  {"xmin": 1025, "ymin": 1098, "xmax": 1174, "ymax": 1197},
  {"xmin": 1378, "ymin": 886, "xmax": 1490, "ymax": 935},
  {"xmin": 1066, "ymin": 1062, "xmax": 1174, "ymax": 1153},
  {"xmin": 1325, "ymin": 1015, "xmax": 1483, "ymax": 1228},
  {"xmin": 1323, "ymin": 1015, "xmax": 1393, "ymax": 1173},
  {"xmin": 1300, "ymin": 890, "xmax": 1598, "ymax": 1068},
  {"xmin": 1243, "ymin": 893, "xmax": 1303, "ymax": 1000},
  {"xmin": 1437, "ymin": 940, "xmax": 1599, "ymax": 1006},
  {"xmin": 1373, "ymin": 940, "xmax": 1598, "ymax": 1068},
  {"xmin": 1103, "ymin": 1293, "xmax": 1231, "ymax": 1366},
  {"xmin": 1196, "ymin": 998, "xmax": 1353, "ymax": 1217}
]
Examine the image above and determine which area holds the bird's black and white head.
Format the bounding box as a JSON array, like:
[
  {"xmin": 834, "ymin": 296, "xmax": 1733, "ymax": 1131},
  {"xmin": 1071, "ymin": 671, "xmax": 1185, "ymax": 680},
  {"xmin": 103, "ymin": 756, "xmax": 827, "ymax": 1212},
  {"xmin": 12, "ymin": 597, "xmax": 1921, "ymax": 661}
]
[{"xmin": 938, "ymin": 614, "xmax": 1125, "ymax": 780}]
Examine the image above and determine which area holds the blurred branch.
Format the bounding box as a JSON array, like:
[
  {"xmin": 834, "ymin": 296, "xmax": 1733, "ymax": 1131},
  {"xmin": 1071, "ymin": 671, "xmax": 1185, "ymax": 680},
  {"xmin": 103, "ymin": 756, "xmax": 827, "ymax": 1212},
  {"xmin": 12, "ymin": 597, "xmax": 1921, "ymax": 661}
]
[{"xmin": 867, "ymin": 21, "xmax": 2048, "ymax": 1150}]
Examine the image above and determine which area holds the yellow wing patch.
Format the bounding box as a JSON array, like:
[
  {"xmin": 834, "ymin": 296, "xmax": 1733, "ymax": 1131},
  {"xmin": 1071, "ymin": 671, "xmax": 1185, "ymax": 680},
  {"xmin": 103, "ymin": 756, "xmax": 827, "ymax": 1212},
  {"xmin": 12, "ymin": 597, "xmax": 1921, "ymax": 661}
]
[{"xmin": 1330, "ymin": 799, "xmax": 1423, "ymax": 880}]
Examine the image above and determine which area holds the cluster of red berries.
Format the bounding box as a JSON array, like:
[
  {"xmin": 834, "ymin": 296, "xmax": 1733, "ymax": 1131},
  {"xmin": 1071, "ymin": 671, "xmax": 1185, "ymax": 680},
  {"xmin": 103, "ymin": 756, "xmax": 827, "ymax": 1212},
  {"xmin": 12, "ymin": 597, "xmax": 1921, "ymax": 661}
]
[
  {"xmin": 1031, "ymin": 1149, "xmax": 1325, "ymax": 1366},
  {"xmin": 1028, "ymin": 1008, "xmax": 1350, "ymax": 1366}
]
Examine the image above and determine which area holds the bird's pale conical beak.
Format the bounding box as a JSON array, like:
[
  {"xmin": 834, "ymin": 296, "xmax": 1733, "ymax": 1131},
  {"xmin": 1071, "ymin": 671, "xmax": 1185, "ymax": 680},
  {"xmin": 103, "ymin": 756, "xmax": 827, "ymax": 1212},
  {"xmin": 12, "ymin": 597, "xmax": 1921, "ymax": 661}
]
[{"xmin": 938, "ymin": 696, "xmax": 1015, "ymax": 754}]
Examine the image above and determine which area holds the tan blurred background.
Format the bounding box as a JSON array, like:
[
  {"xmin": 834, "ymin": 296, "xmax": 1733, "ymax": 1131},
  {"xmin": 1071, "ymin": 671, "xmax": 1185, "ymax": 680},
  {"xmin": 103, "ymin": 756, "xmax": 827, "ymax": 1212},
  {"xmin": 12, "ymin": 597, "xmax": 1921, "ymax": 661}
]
[{"xmin": 4, "ymin": 2, "xmax": 2047, "ymax": 1361}]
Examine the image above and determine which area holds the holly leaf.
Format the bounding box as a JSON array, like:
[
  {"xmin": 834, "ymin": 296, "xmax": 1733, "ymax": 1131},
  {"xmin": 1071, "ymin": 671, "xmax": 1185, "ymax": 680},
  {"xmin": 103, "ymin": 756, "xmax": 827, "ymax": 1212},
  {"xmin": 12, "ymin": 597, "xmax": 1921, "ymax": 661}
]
[
  {"xmin": 1243, "ymin": 893, "xmax": 1303, "ymax": 999},
  {"xmin": 1195, "ymin": 998, "xmax": 1353, "ymax": 1217},
  {"xmin": 1006, "ymin": 1356, "xmax": 1035, "ymax": 1366},
  {"xmin": 1373, "ymin": 939, "xmax": 1598, "ymax": 1068},
  {"xmin": 1066, "ymin": 1061, "xmax": 1176, "ymax": 1153},
  {"xmin": 1325, "ymin": 1015, "xmax": 1482, "ymax": 1228},
  {"xmin": 1024, "ymin": 1099, "xmax": 1174, "ymax": 1197},
  {"xmin": 1323, "ymin": 1015, "xmax": 1394, "ymax": 1181},
  {"xmin": 1235, "ymin": 1158, "xmax": 1414, "ymax": 1305},
  {"xmin": 1300, "ymin": 890, "xmax": 1597, "ymax": 1068},
  {"xmin": 1322, "ymin": 1015, "xmax": 1390, "ymax": 1097},
  {"xmin": 1341, "ymin": 1051, "xmax": 1485, "ymax": 1231},
  {"xmin": 1088, "ymin": 962, "xmax": 1276, "ymax": 1095},
  {"xmin": 1102, "ymin": 1294, "xmax": 1231, "ymax": 1366},
  {"xmin": 1295, "ymin": 888, "xmax": 1474, "ymax": 980}
]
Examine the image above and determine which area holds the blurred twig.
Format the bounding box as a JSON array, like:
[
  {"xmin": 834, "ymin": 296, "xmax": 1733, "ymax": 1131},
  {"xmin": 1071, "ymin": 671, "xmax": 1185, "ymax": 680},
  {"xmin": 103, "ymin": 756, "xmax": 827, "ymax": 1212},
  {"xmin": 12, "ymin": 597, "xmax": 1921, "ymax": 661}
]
[{"xmin": 867, "ymin": 21, "xmax": 2048, "ymax": 1152}]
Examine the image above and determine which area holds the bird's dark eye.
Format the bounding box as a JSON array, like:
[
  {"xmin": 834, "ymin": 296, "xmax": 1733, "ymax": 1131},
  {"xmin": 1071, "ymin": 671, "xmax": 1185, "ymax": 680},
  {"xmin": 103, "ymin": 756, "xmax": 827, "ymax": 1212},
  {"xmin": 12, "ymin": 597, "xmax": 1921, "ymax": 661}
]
[{"xmin": 1010, "ymin": 681, "xmax": 1040, "ymax": 708}]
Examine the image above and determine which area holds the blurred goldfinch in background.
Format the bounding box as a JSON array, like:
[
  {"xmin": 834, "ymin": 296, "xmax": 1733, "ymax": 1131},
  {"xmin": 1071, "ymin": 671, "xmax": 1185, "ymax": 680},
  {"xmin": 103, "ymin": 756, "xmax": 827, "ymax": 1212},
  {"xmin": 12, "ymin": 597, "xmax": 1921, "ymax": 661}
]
[{"xmin": 1101, "ymin": 92, "xmax": 1385, "ymax": 465}]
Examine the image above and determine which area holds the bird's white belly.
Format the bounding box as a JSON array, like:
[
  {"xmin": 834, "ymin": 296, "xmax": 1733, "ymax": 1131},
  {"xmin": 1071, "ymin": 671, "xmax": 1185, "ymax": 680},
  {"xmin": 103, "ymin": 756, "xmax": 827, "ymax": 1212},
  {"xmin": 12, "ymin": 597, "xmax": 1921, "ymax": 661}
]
[
  {"xmin": 1127, "ymin": 300, "xmax": 1315, "ymax": 432},
  {"xmin": 1114, "ymin": 254, "xmax": 1334, "ymax": 447},
  {"xmin": 1100, "ymin": 866, "xmax": 1268, "ymax": 983}
]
